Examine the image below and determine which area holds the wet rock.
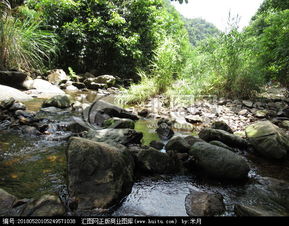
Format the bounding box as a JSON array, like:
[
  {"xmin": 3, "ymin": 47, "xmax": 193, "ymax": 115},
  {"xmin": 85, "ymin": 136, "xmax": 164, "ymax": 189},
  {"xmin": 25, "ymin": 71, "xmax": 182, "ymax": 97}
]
[
  {"xmin": 242, "ymin": 100, "xmax": 253, "ymax": 108},
  {"xmin": 149, "ymin": 140, "xmax": 164, "ymax": 150},
  {"xmin": 0, "ymin": 188, "xmax": 17, "ymax": 216},
  {"xmin": 72, "ymin": 82, "xmax": 86, "ymax": 89},
  {"xmin": 209, "ymin": 140, "xmax": 234, "ymax": 152},
  {"xmin": 185, "ymin": 115, "xmax": 203, "ymax": 123},
  {"xmin": 236, "ymin": 177, "xmax": 289, "ymax": 216},
  {"xmin": 86, "ymin": 100, "xmax": 138, "ymax": 121},
  {"xmin": 185, "ymin": 190, "xmax": 225, "ymax": 216},
  {"xmin": 279, "ymin": 120, "xmax": 289, "ymax": 129},
  {"xmin": 184, "ymin": 136, "xmax": 204, "ymax": 146},
  {"xmin": 87, "ymin": 128, "xmax": 143, "ymax": 146},
  {"xmin": 47, "ymin": 69, "xmax": 69, "ymax": 85},
  {"xmin": 255, "ymin": 110, "xmax": 269, "ymax": 118},
  {"xmin": 234, "ymin": 204, "xmax": 286, "ymax": 216},
  {"xmin": 211, "ymin": 121, "xmax": 233, "ymax": 134},
  {"xmin": 103, "ymin": 117, "xmax": 135, "ymax": 129},
  {"xmin": 199, "ymin": 128, "xmax": 248, "ymax": 149},
  {"xmin": 156, "ymin": 119, "xmax": 174, "ymax": 140},
  {"xmin": 67, "ymin": 137, "xmax": 134, "ymax": 210},
  {"xmin": 0, "ymin": 85, "xmax": 32, "ymax": 102},
  {"xmin": 245, "ymin": 121, "xmax": 289, "ymax": 160},
  {"xmin": 138, "ymin": 109, "xmax": 149, "ymax": 117},
  {"xmin": 165, "ymin": 136, "xmax": 190, "ymax": 153},
  {"xmin": 14, "ymin": 110, "xmax": 35, "ymax": 118},
  {"xmin": 42, "ymin": 95, "xmax": 71, "ymax": 109},
  {"xmin": 9, "ymin": 102, "xmax": 26, "ymax": 111},
  {"xmin": 0, "ymin": 97, "xmax": 15, "ymax": 109},
  {"xmin": 136, "ymin": 148, "xmax": 176, "ymax": 174},
  {"xmin": 189, "ymin": 142, "xmax": 250, "ymax": 180},
  {"xmin": 0, "ymin": 71, "xmax": 27, "ymax": 88},
  {"xmin": 60, "ymin": 121, "xmax": 88, "ymax": 134},
  {"xmin": 20, "ymin": 195, "xmax": 65, "ymax": 216},
  {"xmin": 22, "ymin": 126, "xmax": 41, "ymax": 135}
]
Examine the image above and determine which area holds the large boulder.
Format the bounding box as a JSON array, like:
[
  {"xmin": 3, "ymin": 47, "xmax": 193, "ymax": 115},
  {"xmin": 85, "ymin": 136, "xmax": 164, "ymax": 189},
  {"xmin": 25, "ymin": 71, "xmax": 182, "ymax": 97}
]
[
  {"xmin": 47, "ymin": 69, "xmax": 69, "ymax": 85},
  {"xmin": 245, "ymin": 121, "xmax": 289, "ymax": 160},
  {"xmin": 42, "ymin": 95, "xmax": 71, "ymax": 109},
  {"xmin": 0, "ymin": 71, "xmax": 27, "ymax": 88},
  {"xmin": 185, "ymin": 190, "xmax": 225, "ymax": 216},
  {"xmin": 87, "ymin": 128, "xmax": 143, "ymax": 146},
  {"xmin": 189, "ymin": 142, "xmax": 250, "ymax": 180},
  {"xmin": 165, "ymin": 136, "xmax": 190, "ymax": 153},
  {"xmin": 67, "ymin": 137, "xmax": 134, "ymax": 210},
  {"xmin": 199, "ymin": 128, "xmax": 248, "ymax": 149},
  {"xmin": 136, "ymin": 148, "xmax": 176, "ymax": 174},
  {"xmin": 23, "ymin": 79, "xmax": 65, "ymax": 98},
  {"xmin": 0, "ymin": 85, "xmax": 32, "ymax": 102}
]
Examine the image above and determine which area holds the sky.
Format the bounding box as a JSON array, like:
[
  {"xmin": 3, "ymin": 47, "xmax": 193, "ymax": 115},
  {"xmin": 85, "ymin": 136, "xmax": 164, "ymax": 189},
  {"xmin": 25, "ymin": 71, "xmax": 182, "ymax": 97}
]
[{"xmin": 171, "ymin": 0, "xmax": 264, "ymax": 32}]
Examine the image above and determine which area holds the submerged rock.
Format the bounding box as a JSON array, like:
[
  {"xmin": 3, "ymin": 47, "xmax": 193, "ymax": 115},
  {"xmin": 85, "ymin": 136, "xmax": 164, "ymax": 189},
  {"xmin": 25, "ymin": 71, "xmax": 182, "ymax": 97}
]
[
  {"xmin": 185, "ymin": 190, "xmax": 225, "ymax": 216},
  {"xmin": 199, "ymin": 128, "xmax": 248, "ymax": 149},
  {"xmin": 189, "ymin": 142, "xmax": 250, "ymax": 180},
  {"xmin": 67, "ymin": 137, "xmax": 134, "ymax": 210},
  {"xmin": 245, "ymin": 121, "xmax": 289, "ymax": 160}
]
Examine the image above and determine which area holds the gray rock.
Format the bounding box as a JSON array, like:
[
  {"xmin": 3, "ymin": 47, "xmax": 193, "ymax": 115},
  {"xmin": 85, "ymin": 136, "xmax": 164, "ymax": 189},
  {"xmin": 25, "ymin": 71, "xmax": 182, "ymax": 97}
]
[
  {"xmin": 66, "ymin": 85, "xmax": 78, "ymax": 92},
  {"xmin": 103, "ymin": 117, "xmax": 135, "ymax": 129},
  {"xmin": 156, "ymin": 119, "xmax": 174, "ymax": 140},
  {"xmin": 209, "ymin": 140, "xmax": 235, "ymax": 152},
  {"xmin": 211, "ymin": 121, "xmax": 233, "ymax": 133},
  {"xmin": 42, "ymin": 95, "xmax": 71, "ymax": 109},
  {"xmin": 238, "ymin": 109, "xmax": 248, "ymax": 115},
  {"xmin": 0, "ymin": 85, "xmax": 32, "ymax": 102},
  {"xmin": 67, "ymin": 137, "xmax": 134, "ymax": 210},
  {"xmin": 0, "ymin": 97, "xmax": 15, "ymax": 109},
  {"xmin": 184, "ymin": 136, "xmax": 204, "ymax": 146},
  {"xmin": 255, "ymin": 110, "xmax": 269, "ymax": 118},
  {"xmin": 0, "ymin": 71, "xmax": 27, "ymax": 88},
  {"xmin": 185, "ymin": 190, "xmax": 225, "ymax": 216},
  {"xmin": 47, "ymin": 69, "xmax": 69, "ymax": 85},
  {"xmin": 149, "ymin": 140, "xmax": 164, "ymax": 150},
  {"xmin": 23, "ymin": 79, "xmax": 65, "ymax": 98},
  {"xmin": 189, "ymin": 142, "xmax": 250, "ymax": 180},
  {"xmin": 87, "ymin": 128, "xmax": 143, "ymax": 146},
  {"xmin": 85, "ymin": 75, "xmax": 116, "ymax": 87},
  {"xmin": 245, "ymin": 121, "xmax": 289, "ymax": 160},
  {"xmin": 136, "ymin": 148, "xmax": 176, "ymax": 174},
  {"xmin": 165, "ymin": 136, "xmax": 190, "ymax": 153},
  {"xmin": 9, "ymin": 102, "xmax": 26, "ymax": 111},
  {"xmin": 242, "ymin": 100, "xmax": 253, "ymax": 108},
  {"xmin": 199, "ymin": 128, "xmax": 248, "ymax": 149}
]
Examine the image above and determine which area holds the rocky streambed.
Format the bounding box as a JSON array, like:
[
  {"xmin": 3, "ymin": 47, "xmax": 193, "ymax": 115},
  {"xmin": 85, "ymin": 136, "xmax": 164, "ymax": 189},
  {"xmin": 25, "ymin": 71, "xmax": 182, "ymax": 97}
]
[{"xmin": 1, "ymin": 82, "xmax": 289, "ymax": 217}]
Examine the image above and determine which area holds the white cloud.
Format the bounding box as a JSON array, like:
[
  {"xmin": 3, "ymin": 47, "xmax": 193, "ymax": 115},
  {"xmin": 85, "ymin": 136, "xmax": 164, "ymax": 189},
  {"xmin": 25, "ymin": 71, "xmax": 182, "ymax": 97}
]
[{"xmin": 171, "ymin": 0, "xmax": 264, "ymax": 31}]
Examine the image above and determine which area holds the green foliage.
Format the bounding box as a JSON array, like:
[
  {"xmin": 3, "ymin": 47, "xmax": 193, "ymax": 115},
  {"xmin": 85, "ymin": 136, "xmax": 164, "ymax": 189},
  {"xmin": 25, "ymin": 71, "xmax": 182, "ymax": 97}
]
[
  {"xmin": 248, "ymin": 1, "xmax": 289, "ymax": 89},
  {"xmin": 0, "ymin": 1, "xmax": 57, "ymax": 71},
  {"xmin": 183, "ymin": 18, "xmax": 221, "ymax": 46}
]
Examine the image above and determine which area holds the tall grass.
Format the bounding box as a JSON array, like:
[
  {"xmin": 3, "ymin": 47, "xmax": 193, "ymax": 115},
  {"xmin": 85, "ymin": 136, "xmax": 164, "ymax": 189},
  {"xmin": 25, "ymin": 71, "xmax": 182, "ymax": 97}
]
[{"xmin": 0, "ymin": 1, "xmax": 58, "ymax": 71}]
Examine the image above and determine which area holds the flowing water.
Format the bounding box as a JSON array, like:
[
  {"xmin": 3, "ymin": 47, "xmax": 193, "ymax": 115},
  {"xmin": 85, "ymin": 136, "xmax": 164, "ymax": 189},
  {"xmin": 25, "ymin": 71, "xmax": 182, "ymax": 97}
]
[{"xmin": 1, "ymin": 93, "xmax": 289, "ymax": 216}]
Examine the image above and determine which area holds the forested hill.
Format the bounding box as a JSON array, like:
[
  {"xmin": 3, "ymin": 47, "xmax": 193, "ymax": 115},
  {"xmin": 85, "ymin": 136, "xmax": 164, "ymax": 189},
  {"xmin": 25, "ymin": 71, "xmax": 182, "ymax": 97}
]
[{"xmin": 183, "ymin": 17, "xmax": 221, "ymax": 46}]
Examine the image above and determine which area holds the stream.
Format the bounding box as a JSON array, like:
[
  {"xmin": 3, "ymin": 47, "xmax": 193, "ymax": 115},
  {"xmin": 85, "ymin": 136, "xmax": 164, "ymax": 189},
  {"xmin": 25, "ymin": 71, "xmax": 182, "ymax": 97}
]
[{"xmin": 1, "ymin": 92, "xmax": 289, "ymax": 216}]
